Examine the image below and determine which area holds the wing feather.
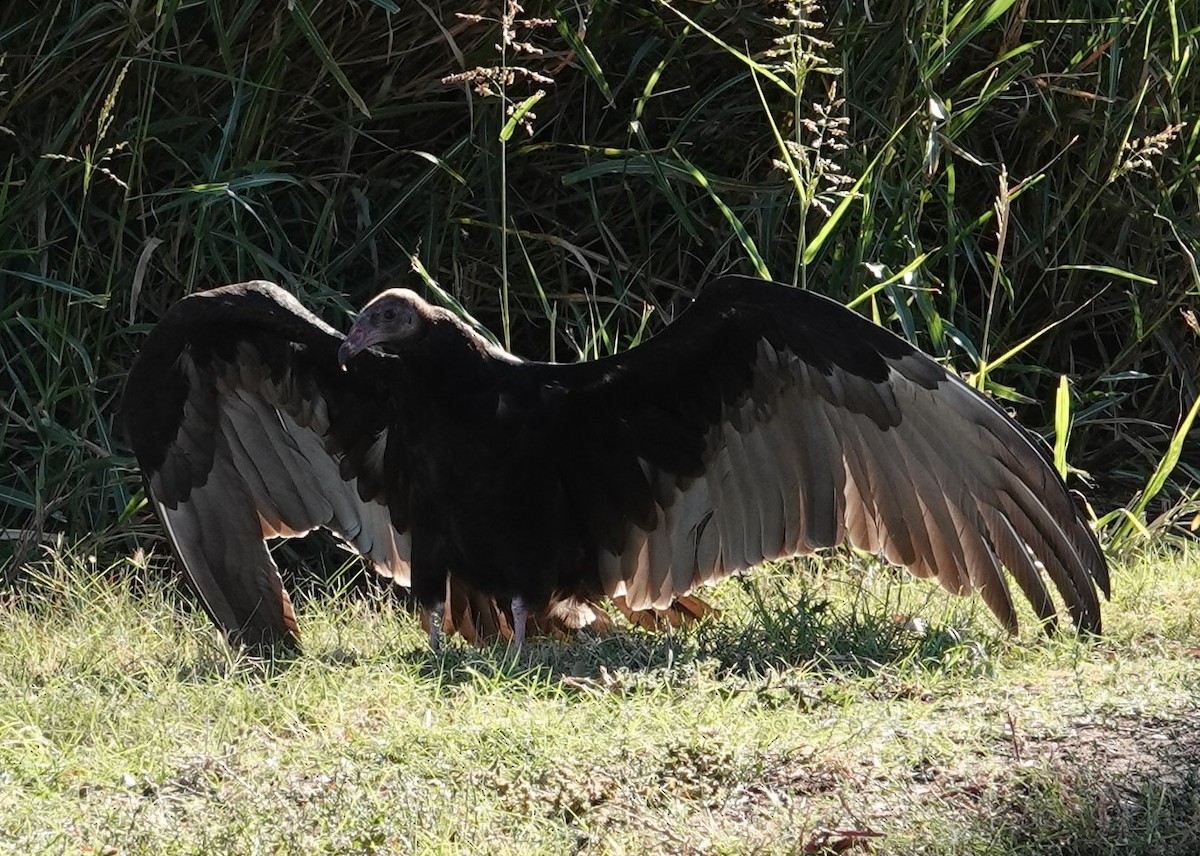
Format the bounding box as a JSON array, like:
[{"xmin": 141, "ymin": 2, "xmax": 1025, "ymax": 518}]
[
  {"xmin": 123, "ymin": 282, "xmax": 414, "ymax": 646},
  {"xmin": 876, "ymin": 404, "xmax": 972, "ymax": 588},
  {"xmin": 788, "ymin": 376, "xmax": 848, "ymax": 550},
  {"xmin": 530, "ymin": 276, "xmax": 1107, "ymax": 633}
]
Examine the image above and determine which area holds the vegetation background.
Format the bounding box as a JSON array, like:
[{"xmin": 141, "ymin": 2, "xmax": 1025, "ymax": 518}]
[
  {"xmin": 1, "ymin": 3, "xmax": 1199, "ymax": 854},
  {"xmin": 1, "ymin": 0, "xmax": 1197, "ymax": 562}
]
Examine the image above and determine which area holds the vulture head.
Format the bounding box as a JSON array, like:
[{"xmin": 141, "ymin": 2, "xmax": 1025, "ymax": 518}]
[{"xmin": 338, "ymin": 288, "xmax": 428, "ymax": 367}]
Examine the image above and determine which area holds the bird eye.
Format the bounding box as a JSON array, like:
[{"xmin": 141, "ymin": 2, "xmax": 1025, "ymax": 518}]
[{"xmin": 383, "ymin": 308, "xmax": 397, "ymax": 322}]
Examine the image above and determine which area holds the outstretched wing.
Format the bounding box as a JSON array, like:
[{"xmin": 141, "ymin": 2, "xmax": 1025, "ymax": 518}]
[
  {"xmin": 533, "ymin": 275, "xmax": 1109, "ymax": 633},
  {"xmin": 121, "ymin": 282, "xmax": 413, "ymax": 647}
]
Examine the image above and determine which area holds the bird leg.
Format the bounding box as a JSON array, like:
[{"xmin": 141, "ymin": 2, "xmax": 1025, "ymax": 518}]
[
  {"xmin": 510, "ymin": 597, "xmax": 528, "ymax": 652},
  {"xmin": 426, "ymin": 600, "xmax": 445, "ymax": 652}
]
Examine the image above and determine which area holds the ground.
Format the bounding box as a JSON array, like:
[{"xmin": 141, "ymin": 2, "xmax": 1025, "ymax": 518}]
[{"xmin": 0, "ymin": 548, "xmax": 1197, "ymax": 855}]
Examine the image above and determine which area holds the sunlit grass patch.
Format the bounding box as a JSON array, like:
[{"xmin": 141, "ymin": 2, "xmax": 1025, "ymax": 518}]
[{"xmin": 1, "ymin": 546, "xmax": 1197, "ymax": 854}]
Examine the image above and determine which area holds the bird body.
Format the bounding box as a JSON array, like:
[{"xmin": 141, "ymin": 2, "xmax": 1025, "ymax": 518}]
[{"xmin": 121, "ymin": 276, "xmax": 1110, "ymax": 649}]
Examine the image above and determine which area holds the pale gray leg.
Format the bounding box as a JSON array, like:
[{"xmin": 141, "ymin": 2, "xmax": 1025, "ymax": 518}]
[
  {"xmin": 510, "ymin": 597, "xmax": 528, "ymax": 652},
  {"xmin": 427, "ymin": 600, "xmax": 445, "ymax": 652}
]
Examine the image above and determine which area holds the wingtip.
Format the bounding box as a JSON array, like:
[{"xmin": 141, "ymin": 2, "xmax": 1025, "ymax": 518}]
[
  {"xmin": 1054, "ymin": 600, "xmax": 1102, "ymax": 638},
  {"xmin": 226, "ymin": 624, "xmax": 303, "ymax": 656}
]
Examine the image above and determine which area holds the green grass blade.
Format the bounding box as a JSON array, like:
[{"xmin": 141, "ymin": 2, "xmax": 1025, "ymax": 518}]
[
  {"xmin": 1110, "ymin": 393, "xmax": 1200, "ymax": 549},
  {"xmin": 288, "ymin": 1, "xmax": 371, "ymax": 118},
  {"xmin": 1054, "ymin": 375, "xmax": 1071, "ymax": 480},
  {"xmin": 553, "ymin": 11, "xmax": 614, "ymax": 105},
  {"xmin": 672, "ymin": 150, "xmax": 769, "ymax": 279}
]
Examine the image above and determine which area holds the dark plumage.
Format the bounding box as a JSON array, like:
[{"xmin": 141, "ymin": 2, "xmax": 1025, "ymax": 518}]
[{"xmin": 120, "ymin": 276, "xmax": 1110, "ymax": 649}]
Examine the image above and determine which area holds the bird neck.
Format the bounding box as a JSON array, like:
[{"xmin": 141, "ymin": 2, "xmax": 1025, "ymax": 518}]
[{"xmin": 405, "ymin": 312, "xmax": 499, "ymax": 388}]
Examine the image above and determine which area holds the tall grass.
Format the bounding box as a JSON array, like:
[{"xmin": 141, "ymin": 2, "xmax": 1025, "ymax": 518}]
[{"xmin": 0, "ymin": 1, "xmax": 1197, "ymax": 569}]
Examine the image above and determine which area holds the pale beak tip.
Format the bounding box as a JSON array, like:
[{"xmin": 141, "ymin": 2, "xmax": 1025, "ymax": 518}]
[{"xmin": 336, "ymin": 341, "xmax": 354, "ymax": 371}]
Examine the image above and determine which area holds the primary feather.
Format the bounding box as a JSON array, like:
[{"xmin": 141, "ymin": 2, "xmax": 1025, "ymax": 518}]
[{"xmin": 121, "ymin": 276, "xmax": 1109, "ymax": 648}]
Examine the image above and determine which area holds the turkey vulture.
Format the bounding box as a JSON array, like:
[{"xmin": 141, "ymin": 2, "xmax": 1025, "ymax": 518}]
[{"xmin": 121, "ymin": 276, "xmax": 1109, "ymax": 650}]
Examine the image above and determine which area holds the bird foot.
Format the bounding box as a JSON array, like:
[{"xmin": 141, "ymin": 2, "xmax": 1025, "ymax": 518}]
[
  {"xmin": 509, "ymin": 597, "xmax": 527, "ymax": 654},
  {"xmin": 427, "ymin": 600, "xmax": 445, "ymax": 652}
]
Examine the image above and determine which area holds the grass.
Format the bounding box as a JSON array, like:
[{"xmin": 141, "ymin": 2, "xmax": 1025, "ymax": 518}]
[
  {"xmin": 1, "ymin": 2, "xmax": 1198, "ymax": 559},
  {"xmin": 1, "ymin": 547, "xmax": 1198, "ymax": 855}
]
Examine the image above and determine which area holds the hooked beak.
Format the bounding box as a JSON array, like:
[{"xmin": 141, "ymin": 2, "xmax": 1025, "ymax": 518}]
[{"xmin": 337, "ymin": 324, "xmax": 374, "ymax": 370}]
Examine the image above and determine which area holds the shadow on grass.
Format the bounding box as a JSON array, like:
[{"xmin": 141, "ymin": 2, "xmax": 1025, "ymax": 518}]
[
  {"xmin": 934, "ymin": 713, "xmax": 1200, "ymax": 856},
  {"xmin": 365, "ymin": 579, "xmax": 1010, "ymax": 702},
  {"xmin": 694, "ymin": 578, "xmax": 1002, "ymax": 678},
  {"xmin": 467, "ymin": 697, "xmax": 1200, "ymax": 855},
  {"xmin": 163, "ymin": 570, "xmax": 1013, "ymax": 694},
  {"xmin": 0, "ymin": 552, "xmax": 1048, "ymax": 697}
]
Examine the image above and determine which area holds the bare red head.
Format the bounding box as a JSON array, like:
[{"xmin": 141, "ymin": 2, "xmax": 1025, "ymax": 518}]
[{"xmin": 338, "ymin": 288, "xmax": 429, "ymax": 368}]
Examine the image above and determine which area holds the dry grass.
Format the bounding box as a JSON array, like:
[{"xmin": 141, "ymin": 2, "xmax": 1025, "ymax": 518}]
[{"xmin": 0, "ymin": 547, "xmax": 1197, "ymax": 854}]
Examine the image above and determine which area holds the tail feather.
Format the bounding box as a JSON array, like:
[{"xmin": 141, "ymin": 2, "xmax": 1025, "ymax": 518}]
[
  {"xmin": 435, "ymin": 577, "xmax": 713, "ymax": 645},
  {"xmin": 440, "ymin": 576, "xmax": 505, "ymax": 644},
  {"xmin": 614, "ymin": 594, "xmax": 715, "ymax": 630}
]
